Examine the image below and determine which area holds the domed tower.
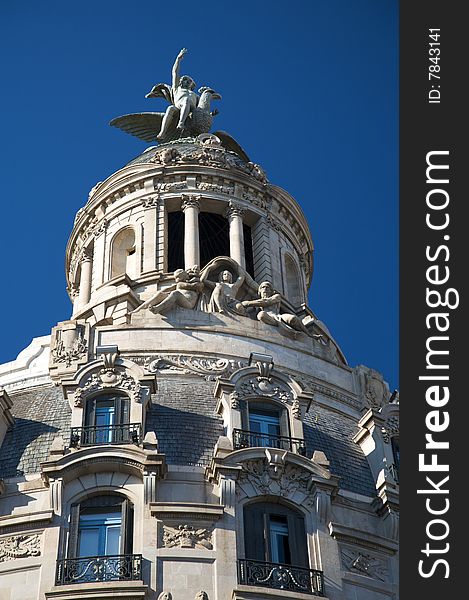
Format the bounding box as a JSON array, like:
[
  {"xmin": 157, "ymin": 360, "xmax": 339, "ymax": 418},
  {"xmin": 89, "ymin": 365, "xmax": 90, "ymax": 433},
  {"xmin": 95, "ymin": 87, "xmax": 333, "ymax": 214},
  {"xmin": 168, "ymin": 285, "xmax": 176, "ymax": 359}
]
[{"xmin": 0, "ymin": 51, "xmax": 398, "ymax": 600}]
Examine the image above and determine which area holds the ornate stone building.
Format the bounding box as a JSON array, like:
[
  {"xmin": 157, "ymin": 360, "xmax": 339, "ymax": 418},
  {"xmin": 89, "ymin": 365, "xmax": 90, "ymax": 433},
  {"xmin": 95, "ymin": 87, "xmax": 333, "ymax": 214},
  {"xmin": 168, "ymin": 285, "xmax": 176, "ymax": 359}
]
[{"xmin": 0, "ymin": 52, "xmax": 399, "ymax": 600}]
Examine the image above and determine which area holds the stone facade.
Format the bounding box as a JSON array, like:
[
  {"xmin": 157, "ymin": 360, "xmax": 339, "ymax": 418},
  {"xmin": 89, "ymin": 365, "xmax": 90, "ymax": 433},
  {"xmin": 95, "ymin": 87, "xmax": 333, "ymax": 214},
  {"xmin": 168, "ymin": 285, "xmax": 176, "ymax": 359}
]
[{"xmin": 0, "ymin": 97, "xmax": 398, "ymax": 599}]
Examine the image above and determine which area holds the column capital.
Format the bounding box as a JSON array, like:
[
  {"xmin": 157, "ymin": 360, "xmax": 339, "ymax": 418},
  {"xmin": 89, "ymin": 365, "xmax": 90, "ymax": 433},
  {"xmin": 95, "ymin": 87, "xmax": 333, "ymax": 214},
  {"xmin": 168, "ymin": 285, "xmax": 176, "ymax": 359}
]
[
  {"xmin": 181, "ymin": 194, "xmax": 201, "ymax": 212},
  {"xmin": 80, "ymin": 248, "xmax": 93, "ymax": 263},
  {"xmin": 225, "ymin": 201, "xmax": 245, "ymax": 220}
]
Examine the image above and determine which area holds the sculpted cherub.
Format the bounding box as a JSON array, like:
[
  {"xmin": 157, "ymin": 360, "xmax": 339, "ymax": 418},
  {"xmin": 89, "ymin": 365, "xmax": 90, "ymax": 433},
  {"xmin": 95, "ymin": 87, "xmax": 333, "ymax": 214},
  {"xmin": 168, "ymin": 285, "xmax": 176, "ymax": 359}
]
[{"xmin": 134, "ymin": 266, "xmax": 203, "ymax": 315}]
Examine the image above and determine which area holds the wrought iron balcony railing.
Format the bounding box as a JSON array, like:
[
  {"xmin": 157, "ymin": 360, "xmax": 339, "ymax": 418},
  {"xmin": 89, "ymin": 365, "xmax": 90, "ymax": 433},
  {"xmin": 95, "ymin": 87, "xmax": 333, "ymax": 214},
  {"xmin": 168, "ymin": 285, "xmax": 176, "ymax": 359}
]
[
  {"xmin": 56, "ymin": 554, "xmax": 142, "ymax": 585},
  {"xmin": 233, "ymin": 428, "xmax": 306, "ymax": 455},
  {"xmin": 238, "ymin": 559, "xmax": 325, "ymax": 596},
  {"xmin": 70, "ymin": 423, "xmax": 142, "ymax": 447}
]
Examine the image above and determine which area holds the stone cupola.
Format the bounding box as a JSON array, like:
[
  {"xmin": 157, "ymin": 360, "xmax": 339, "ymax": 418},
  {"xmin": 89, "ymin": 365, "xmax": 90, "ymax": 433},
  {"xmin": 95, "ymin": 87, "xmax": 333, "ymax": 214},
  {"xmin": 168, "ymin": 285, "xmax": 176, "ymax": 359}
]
[{"xmin": 66, "ymin": 134, "xmax": 314, "ymax": 326}]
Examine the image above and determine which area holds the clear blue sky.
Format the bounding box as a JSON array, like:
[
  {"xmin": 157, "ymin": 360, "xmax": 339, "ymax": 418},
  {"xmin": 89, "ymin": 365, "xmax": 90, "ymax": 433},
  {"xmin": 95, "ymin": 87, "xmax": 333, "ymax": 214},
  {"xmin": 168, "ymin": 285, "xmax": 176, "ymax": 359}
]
[{"xmin": 0, "ymin": 0, "xmax": 398, "ymax": 390}]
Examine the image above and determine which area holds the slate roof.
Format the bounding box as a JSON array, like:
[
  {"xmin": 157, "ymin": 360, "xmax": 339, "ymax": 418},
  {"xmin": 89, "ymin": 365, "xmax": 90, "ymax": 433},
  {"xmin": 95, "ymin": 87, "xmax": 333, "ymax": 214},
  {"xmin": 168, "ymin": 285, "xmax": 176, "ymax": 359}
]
[
  {"xmin": 145, "ymin": 377, "xmax": 224, "ymax": 468},
  {"xmin": 0, "ymin": 378, "xmax": 376, "ymax": 498},
  {"xmin": 0, "ymin": 385, "xmax": 71, "ymax": 478}
]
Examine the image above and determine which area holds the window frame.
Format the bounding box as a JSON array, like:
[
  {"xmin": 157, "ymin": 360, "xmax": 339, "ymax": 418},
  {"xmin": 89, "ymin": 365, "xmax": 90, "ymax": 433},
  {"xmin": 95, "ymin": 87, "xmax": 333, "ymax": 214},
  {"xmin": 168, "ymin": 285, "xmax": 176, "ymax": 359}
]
[
  {"xmin": 68, "ymin": 494, "xmax": 134, "ymax": 559},
  {"xmin": 243, "ymin": 501, "xmax": 309, "ymax": 568}
]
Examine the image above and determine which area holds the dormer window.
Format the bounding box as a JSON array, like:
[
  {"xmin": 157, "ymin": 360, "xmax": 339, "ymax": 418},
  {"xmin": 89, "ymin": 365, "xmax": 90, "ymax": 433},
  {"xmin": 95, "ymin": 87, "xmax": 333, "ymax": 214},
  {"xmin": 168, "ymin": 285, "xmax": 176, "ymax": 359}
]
[
  {"xmin": 70, "ymin": 393, "xmax": 141, "ymax": 447},
  {"xmin": 233, "ymin": 400, "xmax": 306, "ymax": 455}
]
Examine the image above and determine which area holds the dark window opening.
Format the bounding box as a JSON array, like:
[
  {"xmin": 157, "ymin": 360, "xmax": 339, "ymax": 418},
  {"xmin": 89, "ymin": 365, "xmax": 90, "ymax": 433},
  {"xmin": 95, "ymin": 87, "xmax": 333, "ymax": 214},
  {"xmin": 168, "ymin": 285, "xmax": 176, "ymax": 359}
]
[
  {"xmin": 168, "ymin": 212, "xmax": 185, "ymax": 272},
  {"xmin": 199, "ymin": 212, "xmax": 230, "ymax": 267},
  {"xmin": 243, "ymin": 502, "xmax": 308, "ymax": 567},
  {"xmin": 243, "ymin": 223, "xmax": 254, "ymax": 278}
]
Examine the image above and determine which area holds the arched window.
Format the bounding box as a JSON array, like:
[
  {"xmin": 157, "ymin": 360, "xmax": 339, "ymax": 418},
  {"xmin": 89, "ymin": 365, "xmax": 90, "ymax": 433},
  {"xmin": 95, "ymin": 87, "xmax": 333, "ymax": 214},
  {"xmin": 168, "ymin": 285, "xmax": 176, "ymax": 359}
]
[
  {"xmin": 71, "ymin": 393, "xmax": 140, "ymax": 447},
  {"xmin": 57, "ymin": 495, "xmax": 139, "ymax": 585},
  {"xmin": 284, "ymin": 254, "xmax": 303, "ymax": 307},
  {"xmin": 110, "ymin": 228, "xmax": 136, "ymax": 279}
]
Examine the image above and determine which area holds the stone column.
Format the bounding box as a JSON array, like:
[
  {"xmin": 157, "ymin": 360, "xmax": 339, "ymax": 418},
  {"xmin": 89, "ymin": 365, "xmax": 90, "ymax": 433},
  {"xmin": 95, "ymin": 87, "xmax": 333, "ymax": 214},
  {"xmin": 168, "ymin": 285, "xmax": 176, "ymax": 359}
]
[
  {"xmin": 226, "ymin": 202, "xmax": 246, "ymax": 269},
  {"xmin": 77, "ymin": 250, "xmax": 92, "ymax": 308},
  {"xmin": 181, "ymin": 195, "xmax": 201, "ymax": 268}
]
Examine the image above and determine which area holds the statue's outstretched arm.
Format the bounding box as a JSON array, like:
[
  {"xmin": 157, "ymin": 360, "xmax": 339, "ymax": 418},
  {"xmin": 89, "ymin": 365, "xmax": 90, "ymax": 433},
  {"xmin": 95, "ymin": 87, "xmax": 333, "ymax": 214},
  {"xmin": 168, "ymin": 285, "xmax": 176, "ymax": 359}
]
[{"xmin": 172, "ymin": 48, "xmax": 187, "ymax": 90}]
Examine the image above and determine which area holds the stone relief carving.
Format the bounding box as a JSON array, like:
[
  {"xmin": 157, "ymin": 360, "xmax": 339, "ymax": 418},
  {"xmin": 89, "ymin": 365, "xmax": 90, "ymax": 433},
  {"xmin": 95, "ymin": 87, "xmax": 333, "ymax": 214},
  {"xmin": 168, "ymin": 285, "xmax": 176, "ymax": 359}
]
[
  {"xmin": 163, "ymin": 524, "xmax": 213, "ymax": 550},
  {"xmin": 51, "ymin": 324, "xmax": 87, "ymax": 367},
  {"xmin": 74, "ymin": 369, "xmax": 143, "ymax": 407},
  {"xmin": 341, "ymin": 547, "xmax": 388, "ymax": 582},
  {"xmin": 143, "ymin": 195, "xmax": 161, "ymax": 208},
  {"xmin": 364, "ymin": 373, "xmax": 387, "ymax": 409},
  {"xmin": 201, "ymin": 262, "xmax": 247, "ymax": 316},
  {"xmin": 0, "ymin": 534, "xmax": 41, "ymax": 562},
  {"xmin": 238, "ymin": 456, "xmax": 313, "ymax": 505},
  {"xmin": 155, "ymin": 181, "xmax": 187, "ymax": 192},
  {"xmin": 382, "ymin": 414, "xmax": 399, "ymax": 444},
  {"xmin": 144, "ymin": 354, "xmax": 247, "ymax": 381},
  {"xmin": 194, "ymin": 593, "xmax": 209, "ymax": 600},
  {"xmin": 242, "ymin": 281, "xmax": 322, "ymax": 339},
  {"xmin": 134, "ymin": 267, "xmax": 203, "ymax": 315},
  {"xmin": 237, "ymin": 377, "xmax": 292, "ymax": 402},
  {"xmin": 197, "ymin": 181, "xmax": 234, "ymax": 195},
  {"xmin": 158, "ymin": 593, "xmax": 172, "ymax": 600}
]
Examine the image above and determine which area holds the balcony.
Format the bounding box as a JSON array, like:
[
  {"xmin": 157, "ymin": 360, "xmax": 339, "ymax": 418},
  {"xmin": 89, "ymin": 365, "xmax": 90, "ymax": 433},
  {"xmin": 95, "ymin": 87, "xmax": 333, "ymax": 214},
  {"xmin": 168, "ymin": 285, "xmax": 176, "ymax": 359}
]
[
  {"xmin": 70, "ymin": 423, "xmax": 142, "ymax": 447},
  {"xmin": 238, "ymin": 559, "xmax": 324, "ymax": 596},
  {"xmin": 233, "ymin": 429, "xmax": 306, "ymax": 455},
  {"xmin": 55, "ymin": 554, "xmax": 142, "ymax": 585}
]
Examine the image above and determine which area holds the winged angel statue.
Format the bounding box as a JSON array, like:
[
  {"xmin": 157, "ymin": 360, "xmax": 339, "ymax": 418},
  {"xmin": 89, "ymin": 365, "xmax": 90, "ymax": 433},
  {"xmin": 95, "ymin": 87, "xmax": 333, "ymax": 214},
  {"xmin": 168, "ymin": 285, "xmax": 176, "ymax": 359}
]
[{"xmin": 110, "ymin": 48, "xmax": 246, "ymax": 155}]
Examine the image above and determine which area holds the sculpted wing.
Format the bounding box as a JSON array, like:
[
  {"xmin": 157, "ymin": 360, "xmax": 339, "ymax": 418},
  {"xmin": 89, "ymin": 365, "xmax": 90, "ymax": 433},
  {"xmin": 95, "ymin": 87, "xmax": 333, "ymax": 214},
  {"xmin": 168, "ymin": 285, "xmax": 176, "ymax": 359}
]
[
  {"xmin": 110, "ymin": 113, "xmax": 165, "ymax": 142},
  {"xmin": 213, "ymin": 130, "xmax": 251, "ymax": 162}
]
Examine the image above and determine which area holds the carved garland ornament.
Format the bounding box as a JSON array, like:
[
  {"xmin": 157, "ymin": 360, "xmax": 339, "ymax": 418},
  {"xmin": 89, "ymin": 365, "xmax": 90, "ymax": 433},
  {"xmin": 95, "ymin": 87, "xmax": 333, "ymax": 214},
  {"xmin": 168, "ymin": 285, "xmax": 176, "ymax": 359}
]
[
  {"xmin": 162, "ymin": 525, "xmax": 213, "ymax": 550},
  {"xmin": 340, "ymin": 548, "xmax": 388, "ymax": 582},
  {"xmin": 74, "ymin": 368, "xmax": 142, "ymax": 406},
  {"xmin": 51, "ymin": 328, "xmax": 87, "ymax": 367},
  {"xmin": 238, "ymin": 458, "xmax": 313, "ymax": 507},
  {"xmin": 0, "ymin": 534, "xmax": 41, "ymax": 563},
  {"xmin": 237, "ymin": 377, "xmax": 293, "ymax": 403},
  {"xmin": 144, "ymin": 354, "xmax": 247, "ymax": 381}
]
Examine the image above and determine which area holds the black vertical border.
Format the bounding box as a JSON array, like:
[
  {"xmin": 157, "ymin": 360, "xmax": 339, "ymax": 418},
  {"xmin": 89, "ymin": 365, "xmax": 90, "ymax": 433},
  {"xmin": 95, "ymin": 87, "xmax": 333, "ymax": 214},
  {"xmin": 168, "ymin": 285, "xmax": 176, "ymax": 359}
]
[{"xmin": 400, "ymin": 2, "xmax": 465, "ymax": 597}]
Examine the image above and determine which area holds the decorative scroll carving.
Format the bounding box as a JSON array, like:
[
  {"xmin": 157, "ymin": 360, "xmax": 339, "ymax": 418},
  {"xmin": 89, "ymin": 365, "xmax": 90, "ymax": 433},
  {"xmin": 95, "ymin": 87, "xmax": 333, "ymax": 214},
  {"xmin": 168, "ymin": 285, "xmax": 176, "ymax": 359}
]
[
  {"xmin": 0, "ymin": 534, "xmax": 41, "ymax": 562},
  {"xmin": 237, "ymin": 377, "xmax": 293, "ymax": 402},
  {"xmin": 143, "ymin": 195, "xmax": 160, "ymax": 208},
  {"xmin": 382, "ymin": 414, "xmax": 399, "ymax": 444},
  {"xmin": 163, "ymin": 525, "xmax": 213, "ymax": 550},
  {"xmin": 92, "ymin": 218, "xmax": 108, "ymax": 238},
  {"xmin": 155, "ymin": 181, "xmax": 187, "ymax": 192},
  {"xmin": 291, "ymin": 398, "xmax": 301, "ymax": 420},
  {"xmin": 238, "ymin": 458, "xmax": 312, "ymax": 502},
  {"xmin": 194, "ymin": 593, "xmax": 209, "ymax": 600},
  {"xmin": 225, "ymin": 201, "xmax": 246, "ymax": 220},
  {"xmin": 74, "ymin": 369, "xmax": 142, "ymax": 407},
  {"xmin": 144, "ymin": 354, "xmax": 247, "ymax": 381},
  {"xmin": 341, "ymin": 548, "xmax": 388, "ymax": 581},
  {"xmin": 197, "ymin": 181, "xmax": 235, "ymax": 195},
  {"xmin": 181, "ymin": 194, "xmax": 201, "ymax": 212}
]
